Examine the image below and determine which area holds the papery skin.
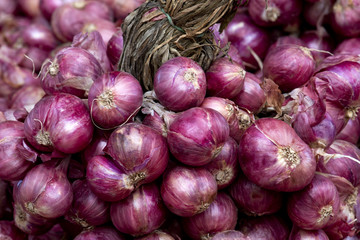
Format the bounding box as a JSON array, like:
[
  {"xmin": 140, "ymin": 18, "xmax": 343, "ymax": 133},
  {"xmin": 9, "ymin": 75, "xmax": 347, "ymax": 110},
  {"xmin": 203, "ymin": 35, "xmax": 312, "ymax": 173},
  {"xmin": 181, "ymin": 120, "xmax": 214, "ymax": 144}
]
[
  {"xmin": 203, "ymin": 137, "xmax": 239, "ymax": 189},
  {"xmin": 317, "ymin": 140, "xmax": 360, "ymax": 187},
  {"xmin": 74, "ymin": 226, "xmax": 126, "ymax": 240},
  {"xmin": 0, "ymin": 121, "xmax": 37, "ymax": 181},
  {"xmin": 201, "ymin": 97, "xmax": 254, "ymax": 143},
  {"xmin": 154, "ymin": 57, "xmax": 206, "ymax": 112},
  {"xmin": 225, "ymin": 13, "xmax": 270, "ymax": 68},
  {"xmin": 65, "ymin": 179, "xmax": 110, "ymax": 228},
  {"xmin": 238, "ymin": 214, "xmax": 290, "ymax": 240},
  {"xmin": 161, "ymin": 166, "xmax": 218, "ymax": 217},
  {"xmin": 229, "ymin": 173, "xmax": 283, "ymax": 216},
  {"xmin": 167, "ymin": 107, "xmax": 229, "ymax": 166},
  {"xmin": 263, "ymin": 44, "xmax": 316, "ymax": 93},
  {"xmin": 239, "ymin": 118, "xmax": 316, "ymax": 192},
  {"xmin": 105, "ymin": 123, "xmax": 169, "ymax": 184},
  {"xmin": 181, "ymin": 192, "xmax": 238, "ymax": 240},
  {"xmin": 330, "ymin": 0, "xmax": 360, "ymax": 37},
  {"xmin": 287, "ymin": 174, "xmax": 340, "ymax": 230},
  {"xmin": 86, "ymin": 155, "xmax": 135, "ymax": 202},
  {"xmin": 17, "ymin": 159, "xmax": 73, "ymax": 219},
  {"xmin": 24, "ymin": 93, "xmax": 94, "ymax": 154},
  {"xmin": 289, "ymin": 225, "xmax": 329, "ymax": 240},
  {"xmin": 111, "ymin": 183, "xmax": 167, "ymax": 237},
  {"xmin": 88, "ymin": 72, "xmax": 143, "ymax": 129},
  {"xmin": 212, "ymin": 230, "xmax": 250, "ymax": 240},
  {"xmin": 248, "ymin": 0, "xmax": 303, "ymax": 27},
  {"xmin": 41, "ymin": 47, "xmax": 103, "ymax": 98},
  {"xmin": 206, "ymin": 58, "xmax": 246, "ymax": 99},
  {"xmin": 232, "ymin": 73, "xmax": 266, "ymax": 114}
]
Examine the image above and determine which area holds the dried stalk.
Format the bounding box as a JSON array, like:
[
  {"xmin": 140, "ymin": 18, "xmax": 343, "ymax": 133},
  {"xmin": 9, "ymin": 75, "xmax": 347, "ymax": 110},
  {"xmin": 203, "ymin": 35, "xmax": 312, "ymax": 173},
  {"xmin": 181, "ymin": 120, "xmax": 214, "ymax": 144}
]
[{"xmin": 118, "ymin": 0, "xmax": 240, "ymax": 90}]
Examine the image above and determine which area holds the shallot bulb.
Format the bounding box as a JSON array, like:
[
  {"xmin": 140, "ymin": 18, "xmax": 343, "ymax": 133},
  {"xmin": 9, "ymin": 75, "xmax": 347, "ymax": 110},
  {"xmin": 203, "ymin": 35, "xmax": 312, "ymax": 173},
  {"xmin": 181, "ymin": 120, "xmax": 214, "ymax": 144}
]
[
  {"xmin": 153, "ymin": 57, "xmax": 206, "ymax": 112},
  {"xmin": 24, "ymin": 93, "xmax": 94, "ymax": 154},
  {"xmin": 336, "ymin": 116, "xmax": 360, "ymax": 144},
  {"xmin": 200, "ymin": 97, "xmax": 254, "ymax": 143},
  {"xmin": 229, "ymin": 173, "xmax": 284, "ymax": 216},
  {"xmin": 105, "ymin": 123, "xmax": 169, "ymax": 185},
  {"xmin": 17, "ymin": 158, "xmax": 73, "ymax": 219},
  {"xmin": 39, "ymin": 0, "xmax": 78, "ymax": 21},
  {"xmin": 41, "ymin": 47, "xmax": 103, "ymax": 98},
  {"xmin": 111, "ymin": 183, "xmax": 167, "ymax": 237},
  {"xmin": 161, "ymin": 166, "xmax": 218, "ymax": 217},
  {"xmin": 181, "ymin": 192, "xmax": 238, "ymax": 240},
  {"xmin": 106, "ymin": 29, "xmax": 123, "ymax": 66},
  {"xmin": 13, "ymin": 201, "xmax": 56, "ymax": 235},
  {"xmin": 206, "ymin": 58, "xmax": 246, "ymax": 99},
  {"xmin": 86, "ymin": 155, "xmax": 137, "ymax": 202},
  {"xmin": 334, "ymin": 38, "xmax": 360, "ymax": 55},
  {"xmin": 313, "ymin": 54, "xmax": 360, "ymax": 134},
  {"xmin": 232, "ymin": 73, "xmax": 266, "ymax": 114},
  {"xmin": 330, "ymin": 0, "xmax": 360, "ymax": 37},
  {"xmin": 203, "ymin": 137, "xmax": 239, "ymax": 189},
  {"xmin": 287, "ymin": 174, "xmax": 340, "ymax": 230},
  {"xmin": 9, "ymin": 85, "xmax": 46, "ymax": 111},
  {"xmin": 0, "ymin": 121, "xmax": 37, "ymax": 181},
  {"xmin": 285, "ymin": 83, "xmax": 336, "ymax": 148},
  {"xmin": 248, "ymin": 0, "xmax": 303, "ymax": 27},
  {"xmin": 323, "ymin": 175, "xmax": 358, "ymax": 239},
  {"xmin": 263, "ymin": 44, "xmax": 316, "ymax": 93},
  {"xmin": 239, "ymin": 118, "xmax": 316, "ymax": 192},
  {"xmin": 88, "ymin": 71, "xmax": 143, "ymax": 129},
  {"xmin": 51, "ymin": 1, "xmax": 113, "ymax": 42},
  {"xmin": 225, "ymin": 13, "xmax": 271, "ymax": 69},
  {"xmin": 167, "ymin": 107, "xmax": 229, "ymax": 166},
  {"xmin": 72, "ymin": 31, "xmax": 112, "ymax": 72},
  {"xmin": 64, "ymin": 179, "xmax": 110, "ymax": 228}
]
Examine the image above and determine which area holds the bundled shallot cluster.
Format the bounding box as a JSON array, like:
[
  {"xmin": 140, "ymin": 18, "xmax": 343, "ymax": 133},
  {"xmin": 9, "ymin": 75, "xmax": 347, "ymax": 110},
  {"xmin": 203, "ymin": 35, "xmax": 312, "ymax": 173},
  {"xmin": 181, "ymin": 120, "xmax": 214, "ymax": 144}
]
[{"xmin": 1, "ymin": 0, "xmax": 360, "ymax": 239}]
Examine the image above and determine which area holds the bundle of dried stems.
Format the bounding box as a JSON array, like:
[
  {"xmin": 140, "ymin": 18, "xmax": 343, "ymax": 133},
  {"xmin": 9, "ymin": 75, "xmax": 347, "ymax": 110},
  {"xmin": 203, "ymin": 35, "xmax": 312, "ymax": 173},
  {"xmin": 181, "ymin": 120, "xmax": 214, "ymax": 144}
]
[{"xmin": 118, "ymin": 0, "xmax": 247, "ymax": 90}]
